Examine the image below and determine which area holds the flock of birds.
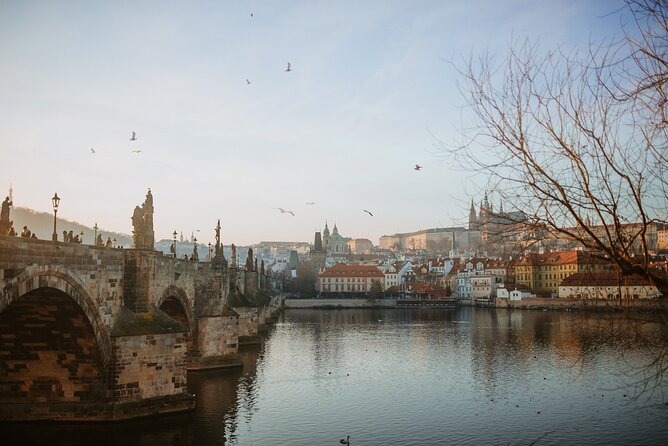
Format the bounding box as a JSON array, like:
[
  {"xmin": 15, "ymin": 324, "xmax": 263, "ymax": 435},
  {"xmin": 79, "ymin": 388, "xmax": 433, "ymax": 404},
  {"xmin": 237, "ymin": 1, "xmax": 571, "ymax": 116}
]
[
  {"xmin": 273, "ymin": 164, "xmax": 423, "ymax": 218},
  {"xmin": 90, "ymin": 131, "xmax": 141, "ymax": 155},
  {"xmin": 88, "ymin": 11, "xmax": 426, "ymax": 224}
]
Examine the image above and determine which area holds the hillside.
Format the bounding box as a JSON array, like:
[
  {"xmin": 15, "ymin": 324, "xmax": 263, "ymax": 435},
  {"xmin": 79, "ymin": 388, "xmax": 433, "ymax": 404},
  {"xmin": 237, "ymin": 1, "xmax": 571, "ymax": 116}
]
[{"xmin": 9, "ymin": 207, "xmax": 132, "ymax": 246}]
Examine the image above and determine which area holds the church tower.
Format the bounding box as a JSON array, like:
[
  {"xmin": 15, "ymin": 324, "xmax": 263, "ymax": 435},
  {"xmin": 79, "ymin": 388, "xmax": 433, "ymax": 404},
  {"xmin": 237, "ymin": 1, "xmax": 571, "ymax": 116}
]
[
  {"xmin": 311, "ymin": 231, "xmax": 326, "ymax": 271},
  {"xmin": 323, "ymin": 221, "xmax": 331, "ymax": 253},
  {"xmin": 468, "ymin": 200, "xmax": 477, "ymax": 230}
]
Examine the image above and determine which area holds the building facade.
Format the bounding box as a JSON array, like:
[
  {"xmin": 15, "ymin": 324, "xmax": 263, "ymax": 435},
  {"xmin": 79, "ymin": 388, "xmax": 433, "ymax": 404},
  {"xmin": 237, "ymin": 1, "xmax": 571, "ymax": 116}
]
[
  {"xmin": 515, "ymin": 250, "xmax": 613, "ymax": 297},
  {"xmin": 318, "ymin": 263, "xmax": 385, "ymax": 294}
]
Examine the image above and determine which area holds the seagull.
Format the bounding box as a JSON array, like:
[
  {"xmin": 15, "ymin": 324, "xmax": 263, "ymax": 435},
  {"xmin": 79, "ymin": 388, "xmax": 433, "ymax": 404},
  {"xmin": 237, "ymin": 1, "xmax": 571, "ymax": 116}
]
[
  {"xmin": 305, "ymin": 202, "xmax": 317, "ymax": 205},
  {"xmin": 90, "ymin": 148, "xmax": 95, "ymax": 154},
  {"xmin": 246, "ymin": 78, "xmax": 251, "ymax": 84},
  {"xmin": 414, "ymin": 164, "xmax": 423, "ymax": 171},
  {"xmin": 274, "ymin": 207, "xmax": 295, "ymax": 216},
  {"xmin": 132, "ymin": 149, "xmax": 142, "ymax": 154},
  {"xmin": 130, "ymin": 131, "xmax": 137, "ymax": 141},
  {"xmin": 250, "ymin": 12, "xmax": 253, "ymax": 18},
  {"xmin": 285, "ymin": 62, "xmax": 292, "ymax": 72},
  {"xmin": 363, "ymin": 209, "xmax": 373, "ymax": 216}
]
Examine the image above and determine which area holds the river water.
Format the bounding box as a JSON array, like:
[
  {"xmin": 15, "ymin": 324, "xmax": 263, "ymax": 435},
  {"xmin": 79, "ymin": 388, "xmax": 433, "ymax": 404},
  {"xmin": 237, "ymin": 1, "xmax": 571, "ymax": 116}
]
[{"xmin": 3, "ymin": 307, "xmax": 668, "ymax": 445}]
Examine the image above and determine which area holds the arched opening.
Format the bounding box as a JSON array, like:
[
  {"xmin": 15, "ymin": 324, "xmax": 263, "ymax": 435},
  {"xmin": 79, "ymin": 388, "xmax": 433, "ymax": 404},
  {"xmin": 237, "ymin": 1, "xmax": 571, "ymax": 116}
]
[
  {"xmin": 159, "ymin": 296, "xmax": 190, "ymax": 331},
  {"xmin": 0, "ymin": 287, "xmax": 107, "ymax": 405}
]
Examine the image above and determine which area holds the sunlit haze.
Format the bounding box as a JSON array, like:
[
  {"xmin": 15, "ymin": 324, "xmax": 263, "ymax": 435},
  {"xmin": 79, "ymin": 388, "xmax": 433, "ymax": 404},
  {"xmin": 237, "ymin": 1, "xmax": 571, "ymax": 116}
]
[{"xmin": 0, "ymin": 0, "xmax": 625, "ymax": 245}]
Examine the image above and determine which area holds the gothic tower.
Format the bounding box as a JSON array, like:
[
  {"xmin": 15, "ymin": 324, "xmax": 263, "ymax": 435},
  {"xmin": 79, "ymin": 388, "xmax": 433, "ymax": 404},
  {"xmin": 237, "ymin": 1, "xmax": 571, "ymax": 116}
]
[
  {"xmin": 468, "ymin": 200, "xmax": 477, "ymax": 230},
  {"xmin": 311, "ymin": 231, "xmax": 326, "ymax": 271},
  {"xmin": 323, "ymin": 221, "xmax": 331, "ymax": 253}
]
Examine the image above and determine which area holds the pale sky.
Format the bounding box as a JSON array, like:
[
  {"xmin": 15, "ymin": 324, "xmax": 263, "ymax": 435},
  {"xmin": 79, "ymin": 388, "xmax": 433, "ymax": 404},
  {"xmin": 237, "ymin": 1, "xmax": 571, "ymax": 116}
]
[{"xmin": 0, "ymin": 0, "xmax": 626, "ymax": 246}]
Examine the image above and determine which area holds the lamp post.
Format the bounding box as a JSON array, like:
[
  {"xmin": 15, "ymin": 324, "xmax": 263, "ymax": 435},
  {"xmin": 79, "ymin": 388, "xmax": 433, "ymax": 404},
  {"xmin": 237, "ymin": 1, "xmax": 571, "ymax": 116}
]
[
  {"xmin": 94, "ymin": 222, "xmax": 98, "ymax": 245},
  {"xmin": 208, "ymin": 242, "xmax": 212, "ymax": 261},
  {"xmin": 173, "ymin": 230, "xmax": 178, "ymax": 258},
  {"xmin": 51, "ymin": 193, "xmax": 60, "ymax": 241}
]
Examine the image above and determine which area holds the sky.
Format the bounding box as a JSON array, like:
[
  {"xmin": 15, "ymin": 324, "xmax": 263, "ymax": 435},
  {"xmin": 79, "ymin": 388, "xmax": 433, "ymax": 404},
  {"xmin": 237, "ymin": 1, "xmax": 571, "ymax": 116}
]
[{"xmin": 0, "ymin": 0, "xmax": 628, "ymax": 246}]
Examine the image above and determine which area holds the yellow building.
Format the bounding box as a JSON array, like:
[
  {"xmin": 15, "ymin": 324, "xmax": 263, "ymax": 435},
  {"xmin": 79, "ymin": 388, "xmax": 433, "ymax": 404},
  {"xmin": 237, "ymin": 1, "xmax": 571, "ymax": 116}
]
[{"xmin": 515, "ymin": 250, "xmax": 612, "ymax": 297}]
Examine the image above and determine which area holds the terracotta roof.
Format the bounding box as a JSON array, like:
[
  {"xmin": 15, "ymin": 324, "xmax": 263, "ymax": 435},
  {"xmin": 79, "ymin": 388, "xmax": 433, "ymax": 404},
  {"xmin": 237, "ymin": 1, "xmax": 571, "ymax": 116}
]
[
  {"xmin": 519, "ymin": 250, "xmax": 610, "ymax": 267},
  {"xmin": 560, "ymin": 271, "xmax": 657, "ymax": 287},
  {"xmin": 319, "ymin": 263, "xmax": 384, "ymax": 278},
  {"xmin": 412, "ymin": 283, "xmax": 448, "ymax": 296}
]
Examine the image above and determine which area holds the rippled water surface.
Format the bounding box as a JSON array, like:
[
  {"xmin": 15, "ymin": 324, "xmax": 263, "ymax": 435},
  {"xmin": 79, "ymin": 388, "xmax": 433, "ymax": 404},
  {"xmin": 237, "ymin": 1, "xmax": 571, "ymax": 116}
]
[{"xmin": 3, "ymin": 307, "xmax": 668, "ymax": 445}]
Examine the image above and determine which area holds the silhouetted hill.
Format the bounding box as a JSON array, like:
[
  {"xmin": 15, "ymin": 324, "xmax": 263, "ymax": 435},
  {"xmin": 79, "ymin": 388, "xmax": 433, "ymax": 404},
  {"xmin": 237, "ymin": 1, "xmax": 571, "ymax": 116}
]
[{"xmin": 10, "ymin": 207, "xmax": 132, "ymax": 246}]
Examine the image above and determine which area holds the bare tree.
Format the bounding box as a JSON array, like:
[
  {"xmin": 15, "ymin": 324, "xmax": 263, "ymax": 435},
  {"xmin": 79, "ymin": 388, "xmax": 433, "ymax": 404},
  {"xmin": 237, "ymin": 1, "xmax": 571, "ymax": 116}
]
[{"xmin": 449, "ymin": 0, "xmax": 668, "ymax": 297}]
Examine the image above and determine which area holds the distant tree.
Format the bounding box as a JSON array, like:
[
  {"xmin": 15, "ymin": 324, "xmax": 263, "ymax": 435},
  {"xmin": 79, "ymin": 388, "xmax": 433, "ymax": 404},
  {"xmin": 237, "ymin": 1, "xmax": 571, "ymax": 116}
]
[
  {"xmin": 295, "ymin": 261, "xmax": 317, "ymax": 297},
  {"xmin": 369, "ymin": 279, "xmax": 384, "ymax": 301}
]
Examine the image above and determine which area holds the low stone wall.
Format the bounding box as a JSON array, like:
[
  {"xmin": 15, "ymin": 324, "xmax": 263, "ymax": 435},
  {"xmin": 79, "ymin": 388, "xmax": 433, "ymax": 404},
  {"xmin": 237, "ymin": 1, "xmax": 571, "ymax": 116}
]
[
  {"xmin": 496, "ymin": 297, "xmax": 666, "ymax": 312},
  {"xmin": 284, "ymin": 298, "xmax": 397, "ymax": 309}
]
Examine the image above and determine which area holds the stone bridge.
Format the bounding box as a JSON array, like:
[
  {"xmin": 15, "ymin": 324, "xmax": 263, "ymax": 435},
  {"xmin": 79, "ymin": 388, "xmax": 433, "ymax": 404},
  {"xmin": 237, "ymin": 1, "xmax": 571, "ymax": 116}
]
[{"xmin": 0, "ymin": 234, "xmax": 274, "ymax": 421}]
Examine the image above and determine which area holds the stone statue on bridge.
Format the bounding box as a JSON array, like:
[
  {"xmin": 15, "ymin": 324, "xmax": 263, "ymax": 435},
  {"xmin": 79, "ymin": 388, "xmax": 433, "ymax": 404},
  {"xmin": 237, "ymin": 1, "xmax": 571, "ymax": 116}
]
[
  {"xmin": 245, "ymin": 248, "xmax": 254, "ymax": 272},
  {"xmin": 0, "ymin": 196, "xmax": 13, "ymax": 236},
  {"xmin": 131, "ymin": 189, "xmax": 155, "ymax": 250}
]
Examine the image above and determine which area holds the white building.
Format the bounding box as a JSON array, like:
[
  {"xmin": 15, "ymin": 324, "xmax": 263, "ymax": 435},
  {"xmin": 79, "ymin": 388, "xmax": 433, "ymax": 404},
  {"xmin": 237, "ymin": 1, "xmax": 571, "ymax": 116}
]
[{"xmin": 558, "ymin": 271, "xmax": 661, "ymax": 299}]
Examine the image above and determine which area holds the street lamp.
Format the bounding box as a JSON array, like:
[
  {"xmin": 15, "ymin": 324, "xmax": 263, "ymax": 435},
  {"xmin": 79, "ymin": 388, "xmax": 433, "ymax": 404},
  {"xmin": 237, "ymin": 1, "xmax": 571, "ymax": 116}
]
[
  {"xmin": 172, "ymin": 230, "xmax": 178, "ymax": 258},
  {"xmin": 208, "ymin": 242, "xmax": 212, "ymax": 261},
  {"xmin": 94, "ymin": 222, "xmax": 98, "ymax": 245},
  {"xmin": 51, "ymin": 193, "xmax": 60, "ymax": 241}
]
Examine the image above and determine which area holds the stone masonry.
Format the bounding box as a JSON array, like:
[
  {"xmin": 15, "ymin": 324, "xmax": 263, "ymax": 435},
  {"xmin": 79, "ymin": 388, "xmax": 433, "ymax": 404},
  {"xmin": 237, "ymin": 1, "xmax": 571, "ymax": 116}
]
[{"xmin": 0, "ymin": 234, "xmax": 244, "ymax": 421}]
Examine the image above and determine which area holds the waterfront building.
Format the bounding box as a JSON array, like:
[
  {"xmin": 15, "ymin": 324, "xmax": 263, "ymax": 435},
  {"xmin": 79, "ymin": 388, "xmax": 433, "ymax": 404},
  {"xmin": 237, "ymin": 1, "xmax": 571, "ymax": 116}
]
[
  {"xmin": 558, "ymin": 271, "xmax": 661, "ymax": 299},
  {"xmin": 318, "ymin": 263, "xmax": 385, "ymax": 294},
  {"xmin": 496, "ymin": 283, "xmax": 534, "ymax": 301},
  {"xmin": 515, "ymin": 250, "xmax": 613, "ymax": 297},
  {"xmin": 449, "ymin": 257, "xmax": 509, "ymax": 301},
  {"xmin": 384, "ymin": 264, "xmax": 399, "ymax": 291}
]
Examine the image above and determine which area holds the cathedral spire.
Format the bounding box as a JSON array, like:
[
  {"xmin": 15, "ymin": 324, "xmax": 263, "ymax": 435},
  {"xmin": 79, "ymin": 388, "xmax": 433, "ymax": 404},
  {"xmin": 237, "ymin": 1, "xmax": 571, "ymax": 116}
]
[{"xmin": 469, "ymin": 199, "xmax": 477, "ymax": 230}]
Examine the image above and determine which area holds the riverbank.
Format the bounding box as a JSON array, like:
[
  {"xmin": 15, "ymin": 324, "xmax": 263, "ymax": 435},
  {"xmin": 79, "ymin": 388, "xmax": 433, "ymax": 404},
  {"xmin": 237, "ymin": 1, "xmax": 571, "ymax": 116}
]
[
  {"xmin": 494, "ymin": 297, "xmax": 668, "ymax": 313},
  {"xmin": 283, "ymin": 297, "xmax": 668, "ymax": 314}
]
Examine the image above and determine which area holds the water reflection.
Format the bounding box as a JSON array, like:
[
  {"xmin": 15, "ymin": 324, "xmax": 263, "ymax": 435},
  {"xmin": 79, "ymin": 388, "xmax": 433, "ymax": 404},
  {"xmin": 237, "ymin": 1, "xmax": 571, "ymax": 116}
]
[{"xmin": 1, "ymin": 308, "xmax": 666, "ymax": 446}]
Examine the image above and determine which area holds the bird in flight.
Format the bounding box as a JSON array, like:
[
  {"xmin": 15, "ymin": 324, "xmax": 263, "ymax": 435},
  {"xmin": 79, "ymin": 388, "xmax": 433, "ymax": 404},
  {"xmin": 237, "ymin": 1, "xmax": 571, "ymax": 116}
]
[
  {"xmin": 250, "ymin": 12, "xmax": 253, "ymax": 18},
  {"xmin": 414, "ymin": 164, "xmax": 423, "ymax": 171},
  {"xmin": 305, "ymin": 202, "xmax": 317, "ymax": 205},
  {"xmin": 90, "ymin": 148, "xmax": 95, "ymax": 154},
  {"xmin": 130, "ymin": 131, "xmax": 137, "ymax": 141},
  {"xmin": 285, "ymin": 62, "xmax": 292, "ymax": 72},
  {"xmin": 363, "ymin": 209, "xmax": 374, "ymax": 216},
  {"xmin": 274, "ymin": 207, "xmax": 295, "ymax": 216},
  {"xmin": 132, "ymin": 149, "xmax": 142, "ymax": 154},
  {"xmin": 246, "ymin": 78, "xmax": 251, "ymax": 84}
]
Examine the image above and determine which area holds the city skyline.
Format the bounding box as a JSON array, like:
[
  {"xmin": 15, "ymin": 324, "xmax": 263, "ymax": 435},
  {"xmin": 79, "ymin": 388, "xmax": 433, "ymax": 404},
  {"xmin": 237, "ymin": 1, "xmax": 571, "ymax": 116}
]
[{"xmin": 0, "ymin": 0, "xmax": 627, "ymax": 245}]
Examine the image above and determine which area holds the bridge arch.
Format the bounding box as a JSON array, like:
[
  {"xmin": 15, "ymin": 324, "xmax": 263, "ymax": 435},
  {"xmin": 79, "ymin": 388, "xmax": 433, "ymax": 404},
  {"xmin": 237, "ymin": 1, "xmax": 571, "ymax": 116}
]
[
  {"xmin": 157, "ymin": 285, "xmax": 195, "ymax": 338},
  {"xmin": 0, "ymin": 266, "xmax": 112, "ymax": 406}
]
